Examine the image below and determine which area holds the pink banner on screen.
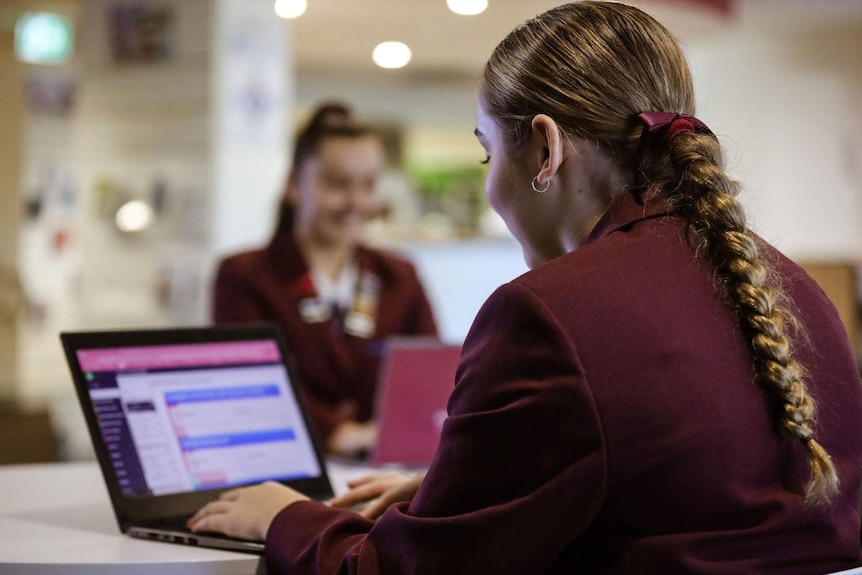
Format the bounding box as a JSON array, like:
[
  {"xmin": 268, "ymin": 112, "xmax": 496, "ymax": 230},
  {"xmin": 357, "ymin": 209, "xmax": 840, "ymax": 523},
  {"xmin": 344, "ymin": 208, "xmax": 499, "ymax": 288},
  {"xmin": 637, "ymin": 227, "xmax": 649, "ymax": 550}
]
[{"xmin": 77, "ymin": 341, "xmax": 281, "ymax": 371}]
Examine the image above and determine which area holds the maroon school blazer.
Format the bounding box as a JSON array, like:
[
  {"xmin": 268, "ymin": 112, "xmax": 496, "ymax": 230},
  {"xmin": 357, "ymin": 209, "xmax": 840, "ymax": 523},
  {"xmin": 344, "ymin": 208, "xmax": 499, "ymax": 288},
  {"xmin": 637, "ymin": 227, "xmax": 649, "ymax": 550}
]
[
  {"xmin": 212, "ymin": 234, "xmax": 438, "ymax": 442},
  {"xmin": 265, "ymin": 193, "xmax": 862, "ymax": 575}
]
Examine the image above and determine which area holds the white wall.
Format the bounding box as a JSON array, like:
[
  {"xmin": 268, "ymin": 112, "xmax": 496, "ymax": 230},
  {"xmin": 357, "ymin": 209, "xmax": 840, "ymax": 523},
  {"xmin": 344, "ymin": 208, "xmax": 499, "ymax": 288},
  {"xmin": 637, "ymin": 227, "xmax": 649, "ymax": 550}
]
[
  {"xmin": 688, "ymin": 1, "xmax": 862, "ymax": 260},
  {"xmin": 395, "ymin": 239, "xmax": 528, "ymax": 344},
  {"xmin": 74, "ymin": 0, "xmax": 213, "ymax": 331}
]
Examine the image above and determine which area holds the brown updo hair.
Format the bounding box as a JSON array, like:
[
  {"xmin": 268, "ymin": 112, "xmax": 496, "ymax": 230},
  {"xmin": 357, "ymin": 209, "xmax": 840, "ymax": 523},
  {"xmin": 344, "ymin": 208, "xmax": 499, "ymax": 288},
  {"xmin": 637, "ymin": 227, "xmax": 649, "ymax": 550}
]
[
  {"xmin": 481, "ymin": 1, "xmax": 837, "ymax": 505},
  {"xmin": 273, "ymin": 101, "xmax": 379, "ymax": 237}
]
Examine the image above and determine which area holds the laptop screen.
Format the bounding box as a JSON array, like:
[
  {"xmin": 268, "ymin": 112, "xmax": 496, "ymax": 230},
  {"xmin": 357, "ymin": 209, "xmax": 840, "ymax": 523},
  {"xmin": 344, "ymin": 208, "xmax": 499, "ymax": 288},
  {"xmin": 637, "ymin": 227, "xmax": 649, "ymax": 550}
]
[
  {"xmin": 370, "ymin": 337, "xmax": 460, "ymax": 467},
  {"xmin": 69, "ymin": 330, "xmax": 325, "ymax": 499}
]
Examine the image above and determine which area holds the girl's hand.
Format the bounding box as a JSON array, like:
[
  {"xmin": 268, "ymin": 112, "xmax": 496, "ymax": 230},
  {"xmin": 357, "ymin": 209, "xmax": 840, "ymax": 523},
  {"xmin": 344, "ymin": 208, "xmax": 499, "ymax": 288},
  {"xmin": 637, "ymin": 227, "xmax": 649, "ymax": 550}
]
[
  {"xmin": 331, "ymin": 471, "xmax": 425, "ymax": 520},
  {"xmin": 188, "ymin": 481, "xmax": 310, "ymax": 541}
]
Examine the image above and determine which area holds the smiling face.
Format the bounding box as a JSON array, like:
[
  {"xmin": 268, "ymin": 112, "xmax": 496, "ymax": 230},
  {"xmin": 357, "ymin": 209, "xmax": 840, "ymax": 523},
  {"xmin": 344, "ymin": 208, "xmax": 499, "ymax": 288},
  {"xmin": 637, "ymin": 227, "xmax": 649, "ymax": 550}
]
[{"xmin": 289, "ymin": 135, "xmax": 384, "ymax": 249}]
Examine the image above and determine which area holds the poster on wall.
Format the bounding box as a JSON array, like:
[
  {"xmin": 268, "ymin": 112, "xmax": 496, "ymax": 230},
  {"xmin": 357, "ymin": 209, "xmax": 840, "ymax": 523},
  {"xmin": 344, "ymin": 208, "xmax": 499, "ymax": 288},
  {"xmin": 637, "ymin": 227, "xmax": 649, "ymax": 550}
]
[
  {"xmin": 25, "ymin": 69, "xmax": 77, "ymax": 117},
  {"xmin": 220, "ymin": 1, "xmax": 286, "ymax": 147},
  {"xmin": 107, "ymin": 2, "xmax": 175, "ymax": 63}
]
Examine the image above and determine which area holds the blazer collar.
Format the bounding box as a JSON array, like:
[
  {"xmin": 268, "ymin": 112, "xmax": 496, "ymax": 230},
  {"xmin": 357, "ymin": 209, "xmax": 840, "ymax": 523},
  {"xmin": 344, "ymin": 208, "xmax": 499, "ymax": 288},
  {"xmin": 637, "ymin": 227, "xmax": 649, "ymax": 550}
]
[{"xmin": 584, "ymin": 190, "xmax": 677, "ymax": 247}]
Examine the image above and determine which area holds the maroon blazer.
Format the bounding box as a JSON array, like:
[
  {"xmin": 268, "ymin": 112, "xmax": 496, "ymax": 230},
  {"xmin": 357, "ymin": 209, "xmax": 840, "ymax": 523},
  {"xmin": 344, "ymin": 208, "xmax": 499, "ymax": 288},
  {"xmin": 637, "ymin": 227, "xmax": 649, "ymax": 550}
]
[
  {"xmin": 212, "ymin": 234, "xmax": 438, "ymax": 441},
  {"xmin": 265, "ymin": 194, "xmax": 862, "ymax": 575}
]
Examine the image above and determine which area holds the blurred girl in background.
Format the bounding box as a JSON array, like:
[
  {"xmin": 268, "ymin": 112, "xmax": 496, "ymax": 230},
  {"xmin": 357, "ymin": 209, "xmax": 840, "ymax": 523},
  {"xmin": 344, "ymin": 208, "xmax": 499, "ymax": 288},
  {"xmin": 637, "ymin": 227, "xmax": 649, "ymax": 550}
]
[{"xmin": 212, "ymin": 102, "xmax": 438, "ymax": 457}]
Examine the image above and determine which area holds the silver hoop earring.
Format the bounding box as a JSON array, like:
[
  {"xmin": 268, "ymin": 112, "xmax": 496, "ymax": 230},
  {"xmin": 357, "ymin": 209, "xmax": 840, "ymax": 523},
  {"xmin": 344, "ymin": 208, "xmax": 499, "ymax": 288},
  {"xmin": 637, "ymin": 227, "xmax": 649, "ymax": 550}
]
[{"xmin": 531, "ymin": 176, "xmax": 550, "ymax": 194}]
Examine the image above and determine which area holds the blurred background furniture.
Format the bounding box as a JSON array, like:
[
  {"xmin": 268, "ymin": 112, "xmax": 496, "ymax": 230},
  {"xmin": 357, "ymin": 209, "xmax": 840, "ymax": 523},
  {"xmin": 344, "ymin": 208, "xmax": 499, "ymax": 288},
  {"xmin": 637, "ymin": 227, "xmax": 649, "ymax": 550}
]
[
  {"xmin": 799, "ymin": 261, "xmax": 861, "ymax": 370},
  {"xmin": 0, "ymin": 400, "xmax": 58, "ymax": 465}
]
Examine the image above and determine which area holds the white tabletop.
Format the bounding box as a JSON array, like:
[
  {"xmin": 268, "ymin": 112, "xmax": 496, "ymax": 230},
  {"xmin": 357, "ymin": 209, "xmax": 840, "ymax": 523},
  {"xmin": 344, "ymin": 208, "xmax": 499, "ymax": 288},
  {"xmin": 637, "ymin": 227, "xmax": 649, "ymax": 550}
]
[{"xmin": 0, "ymin": 460, "xmax": 380, "ymax": 575}]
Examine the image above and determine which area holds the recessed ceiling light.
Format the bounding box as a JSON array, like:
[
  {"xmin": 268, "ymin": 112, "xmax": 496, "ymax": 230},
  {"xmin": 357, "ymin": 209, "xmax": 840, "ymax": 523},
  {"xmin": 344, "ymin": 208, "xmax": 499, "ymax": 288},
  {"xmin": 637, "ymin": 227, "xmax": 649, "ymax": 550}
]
[
  {"xmin": 446, "ymin": 0, "xmax": 488, "ymax": 16},
  {"xmin": 115, "ymin": 200, "xmax": 153, "ymax": 233},
  {"xmin": 372, "ymin": 41, "xmax": 412, "ymax": 69},
  {"xmin": 274, "ymin": 0, "xmax": 307, "ymax": 19}
]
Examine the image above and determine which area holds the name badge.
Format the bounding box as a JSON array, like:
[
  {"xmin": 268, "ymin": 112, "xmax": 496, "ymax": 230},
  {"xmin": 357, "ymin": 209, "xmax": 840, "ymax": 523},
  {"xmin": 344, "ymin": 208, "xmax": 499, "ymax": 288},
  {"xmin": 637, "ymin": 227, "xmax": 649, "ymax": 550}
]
[
  {"xmin": 298, "ymin": 298, "xmax": 331, "ymax": 324},
  {"xmin": 344, "ymin": 273, "xmax": 380, "ymax": 338}
]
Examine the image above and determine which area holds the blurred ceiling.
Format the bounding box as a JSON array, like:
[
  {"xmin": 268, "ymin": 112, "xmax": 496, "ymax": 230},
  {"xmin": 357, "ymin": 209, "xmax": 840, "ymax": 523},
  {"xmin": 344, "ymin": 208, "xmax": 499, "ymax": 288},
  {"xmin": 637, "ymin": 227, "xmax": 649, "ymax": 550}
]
[
  {"xmin": 286, "ymin": 0, "xmax": 862, "ymax": 82},
  {"xmin": 287, "ymin": 0, "xmax": 724, "ymax": 80}
]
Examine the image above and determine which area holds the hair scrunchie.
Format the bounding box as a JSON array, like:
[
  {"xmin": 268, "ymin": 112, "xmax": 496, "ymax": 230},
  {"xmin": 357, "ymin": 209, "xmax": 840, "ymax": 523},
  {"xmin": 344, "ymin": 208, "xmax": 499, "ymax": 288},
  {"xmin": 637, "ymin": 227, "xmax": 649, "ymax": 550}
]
[
  {"xmin": 636, "ymin": 111, "xmax": 714, "ymax": 149},
  {"xmin": 631, "ymin": 112, "xmax": 716, "ymax": 199},
  {"xmin": 638, "ymin": 112, "xmax": 714, "ymax": 143}
]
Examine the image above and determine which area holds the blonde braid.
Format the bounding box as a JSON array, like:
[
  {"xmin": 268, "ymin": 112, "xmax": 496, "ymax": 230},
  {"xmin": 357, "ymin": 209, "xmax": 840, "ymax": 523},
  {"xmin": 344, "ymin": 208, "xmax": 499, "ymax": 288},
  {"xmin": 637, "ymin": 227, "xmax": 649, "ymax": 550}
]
[{"xmin": 669, "ymin": 133, "xmax": 838, "ymax": 505}]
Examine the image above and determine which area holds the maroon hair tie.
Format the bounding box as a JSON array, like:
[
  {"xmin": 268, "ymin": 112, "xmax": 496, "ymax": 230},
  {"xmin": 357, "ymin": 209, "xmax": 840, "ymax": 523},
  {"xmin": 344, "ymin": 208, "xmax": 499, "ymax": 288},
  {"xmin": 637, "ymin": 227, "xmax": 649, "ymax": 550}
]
[
  {"xmin": 636, "ymin": 111, "xmax": 713, "ymax": 146},
  {"xmin": 631, "ymin": 112, "xmax": 715, "ymax": 201}
]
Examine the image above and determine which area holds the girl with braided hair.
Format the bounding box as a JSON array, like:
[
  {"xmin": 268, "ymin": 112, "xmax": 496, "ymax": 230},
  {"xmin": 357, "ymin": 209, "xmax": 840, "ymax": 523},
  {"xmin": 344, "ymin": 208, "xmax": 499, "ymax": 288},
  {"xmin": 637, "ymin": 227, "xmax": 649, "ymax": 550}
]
[{"xmin": 190, "ymin": 3, "xmax": 862, "ymax": 573}]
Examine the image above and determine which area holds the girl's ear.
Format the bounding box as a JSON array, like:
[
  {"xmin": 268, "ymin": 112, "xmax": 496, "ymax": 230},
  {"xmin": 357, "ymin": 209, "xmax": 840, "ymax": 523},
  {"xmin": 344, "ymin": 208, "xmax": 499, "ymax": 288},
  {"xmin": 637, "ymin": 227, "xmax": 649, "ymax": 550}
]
[{"xmin": 530, "ymin": 114, "xmax": 565, "ymax": 185}]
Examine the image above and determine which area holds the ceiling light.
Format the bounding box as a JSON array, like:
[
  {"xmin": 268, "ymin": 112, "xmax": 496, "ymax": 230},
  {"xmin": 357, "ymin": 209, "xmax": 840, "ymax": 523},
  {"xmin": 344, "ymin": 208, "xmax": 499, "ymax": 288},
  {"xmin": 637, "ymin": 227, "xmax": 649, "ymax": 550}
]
[
  {"xmin": 15, "ymin": 12, "xmax": 74, "ymax": 64},
  {"xmin": 446, "ymin": 0, "xmax": 488, "ymax": 16},
  {"xmin": 274, "ymin": 0, "xmax": 307, "ymax": 19},
  {"xmin": 372, "ymin": 41, "xmax": 412, "ymax": 69},
  {"xmin": 115, "ymin": 200, "xmax": 153, "ymax": 233}
]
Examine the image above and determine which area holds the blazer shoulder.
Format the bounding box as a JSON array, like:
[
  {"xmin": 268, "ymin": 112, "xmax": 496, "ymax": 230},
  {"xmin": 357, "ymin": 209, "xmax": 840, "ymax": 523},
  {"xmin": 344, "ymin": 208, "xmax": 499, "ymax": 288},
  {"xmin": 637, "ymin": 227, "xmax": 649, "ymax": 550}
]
[
  {"xmin": 510, "ymin": 243, "xmax": 608, "ymax": 295},
  {"xmin": 215, "ymin": 247, "xmax": 271, "ymax": 276}
]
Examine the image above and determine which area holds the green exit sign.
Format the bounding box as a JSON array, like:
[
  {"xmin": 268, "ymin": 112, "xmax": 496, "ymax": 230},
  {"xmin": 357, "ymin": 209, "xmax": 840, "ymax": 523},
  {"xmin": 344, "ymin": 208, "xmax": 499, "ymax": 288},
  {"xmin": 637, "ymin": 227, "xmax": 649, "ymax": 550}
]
[{"xmin": 15, "ymin": 12, "xmax": 74, "ymax": 64}]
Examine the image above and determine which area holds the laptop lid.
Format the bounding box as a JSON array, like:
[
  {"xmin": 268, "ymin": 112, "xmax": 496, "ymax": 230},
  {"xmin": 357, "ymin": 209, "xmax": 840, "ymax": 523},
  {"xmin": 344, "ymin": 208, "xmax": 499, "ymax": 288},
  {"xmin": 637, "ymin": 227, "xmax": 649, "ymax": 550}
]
[
  {"xmin": 369, "ymin": 337, "xmax": 461, "ymax": 467},
  {"xmin": 60, "ymin": 324, "xmax": 334, "ymax": 537}
]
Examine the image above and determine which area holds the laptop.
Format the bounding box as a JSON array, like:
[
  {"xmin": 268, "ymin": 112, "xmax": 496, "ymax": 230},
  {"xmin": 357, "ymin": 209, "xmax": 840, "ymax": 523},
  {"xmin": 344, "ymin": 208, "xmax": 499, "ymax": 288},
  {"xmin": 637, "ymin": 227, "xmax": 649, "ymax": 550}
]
[
  {"xmin": 368, "ymin": 337, "xmax": 461, "ymax": 467},
  {"xmin": 60, "ymin": 324, "xmax": 334, "ymax": 554}
]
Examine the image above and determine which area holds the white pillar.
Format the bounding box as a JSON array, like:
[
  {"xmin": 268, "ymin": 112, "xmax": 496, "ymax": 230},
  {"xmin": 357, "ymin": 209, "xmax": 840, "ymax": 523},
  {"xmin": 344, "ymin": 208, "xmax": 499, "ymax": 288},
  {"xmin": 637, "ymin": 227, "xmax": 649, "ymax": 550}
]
[{"xmin": 210, "ymin": 0, "xmax": 292, "ymax": 257}]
